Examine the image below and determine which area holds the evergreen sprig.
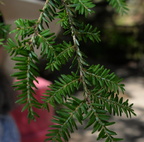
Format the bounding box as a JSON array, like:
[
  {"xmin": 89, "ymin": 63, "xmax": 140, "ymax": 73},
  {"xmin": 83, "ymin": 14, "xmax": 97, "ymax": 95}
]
[
  {"xmin": 4, "ymin": 0, "xmax": 59, "ymax": 119},
  {"xmin": 37, "ymin": 29, "xmax": 56, "ymax": 58},
  {"xmin": 94, "ymin": 92, "xmax": 135, "ymax": 117},
  {"xmin": 70, "ymin": 0, "xmax": 95, "ymax": 17},
  {"xmin": 76, "ymin": 23, "xmax": 101, "ymax": 43},
  {"xmin": 86, "ymin": 64, "xmax": 125, "ymax": 94},
  {"xmin": 4, "ymin": 0, "xmax": 136, "ymax": 141},
  {"xmin": 46, "ymin": 97, "xmax": 85, "ymax": 141},
  {"xmin": 44, "ymin": 73, "xmax": 80, "ymax": 105},
  {"xmin": 106, "ymin": 0, "xmax": 129, "ymax": 14},
  {"xmin": 45, "ymin": 41, "xmax": 75, "ymax": 71}
]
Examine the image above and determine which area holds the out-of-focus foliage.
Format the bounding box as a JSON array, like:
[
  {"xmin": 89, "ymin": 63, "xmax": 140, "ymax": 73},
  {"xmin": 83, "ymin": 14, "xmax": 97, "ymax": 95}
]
[{"xmin": 78, "ymin": 0, "xmax": 144, "ymax": 63}]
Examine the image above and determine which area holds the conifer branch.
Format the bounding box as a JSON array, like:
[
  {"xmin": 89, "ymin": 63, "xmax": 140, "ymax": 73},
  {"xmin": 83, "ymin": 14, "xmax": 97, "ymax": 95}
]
[
  {"xmin": 95, "ymin": 93, "xmax": 136, "ymax": 117},
  {"xmin": 46, "ymin": 98, "xmax": 85, "ymax": 141},
  {"xmin": 5, "ymin": 0, "xmax": 58, "ymax": 119},
  {"xmin": 44, "ymin": 74, "xmax": 80, "ymax": 106},
  {"xmin": 86, "ymin": 64, "xmax": 125, "ymax": 94},
  {"xmin": 87, "ymin": 104, "xmax": 120, "ymax": 141},
  {"xmin": 3, "ymin": 0, "xmax": 136, "ymax": 141},
  {"xmin": 106, "ymin": 0, "xmax": 128, "ymax": 14},
  {"xmin": 63, "ymin": 0, "xmax": 90, "ymax": 100}
]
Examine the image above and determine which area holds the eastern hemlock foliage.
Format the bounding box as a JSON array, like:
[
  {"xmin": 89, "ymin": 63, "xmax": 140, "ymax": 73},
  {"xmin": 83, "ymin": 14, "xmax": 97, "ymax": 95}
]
[{"xmin": 4, "ymin": 0, "xmax": 135, "ymax": 142}]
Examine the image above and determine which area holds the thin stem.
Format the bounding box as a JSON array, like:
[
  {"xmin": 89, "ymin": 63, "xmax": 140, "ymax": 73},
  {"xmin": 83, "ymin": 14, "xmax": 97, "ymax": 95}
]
[
  {"xmin": 63, "ymin": 1, "xmax": 90, "ymax": 100},
  {"xmin": 37, "ymin": 0, "xmax": 51, "ymax": 24}
]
